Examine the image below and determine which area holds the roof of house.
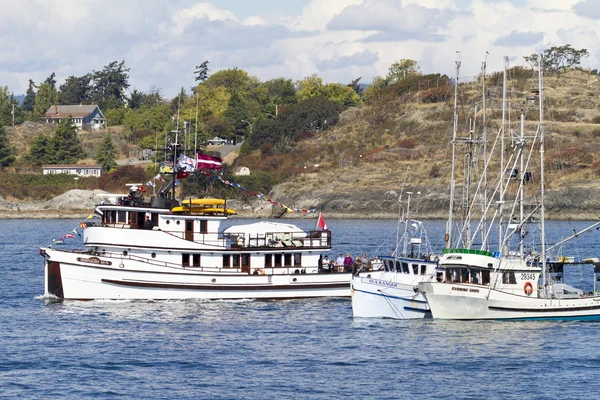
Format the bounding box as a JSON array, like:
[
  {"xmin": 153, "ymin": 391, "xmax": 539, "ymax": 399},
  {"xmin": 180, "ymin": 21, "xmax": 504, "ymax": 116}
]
[
  {"xmin": 42, "ymin": 164, "xmax": 102, "ymax": 169},
  {"xmin": 44, "ymin": 105, "xmax": 103, "ymax": 119}
]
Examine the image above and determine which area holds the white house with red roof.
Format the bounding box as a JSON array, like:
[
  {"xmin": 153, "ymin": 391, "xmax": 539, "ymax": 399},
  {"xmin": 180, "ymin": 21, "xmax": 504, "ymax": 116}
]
[{"xmin": 44, "ymin": 105, "xmax": 106, "ymax": 130}]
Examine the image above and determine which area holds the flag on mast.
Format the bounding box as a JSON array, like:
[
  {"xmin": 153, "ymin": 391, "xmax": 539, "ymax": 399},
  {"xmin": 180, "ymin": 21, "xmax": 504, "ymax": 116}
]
[{"xmin": 316, "ymin": 212, "xmax": 328, "ymax": 230}]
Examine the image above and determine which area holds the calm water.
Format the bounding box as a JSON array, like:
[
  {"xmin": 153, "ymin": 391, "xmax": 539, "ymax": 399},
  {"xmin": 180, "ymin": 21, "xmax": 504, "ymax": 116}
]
[{"xmin": 2, "ymin": 218, "xmax": 600, "ymax": 399}]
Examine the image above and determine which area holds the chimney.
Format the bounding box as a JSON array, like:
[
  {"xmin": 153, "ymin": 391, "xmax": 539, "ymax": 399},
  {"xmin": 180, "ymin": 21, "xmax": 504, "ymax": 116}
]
[{"xmin": 54, "ymin": 105, "xmax": 58, "ymax": 115}]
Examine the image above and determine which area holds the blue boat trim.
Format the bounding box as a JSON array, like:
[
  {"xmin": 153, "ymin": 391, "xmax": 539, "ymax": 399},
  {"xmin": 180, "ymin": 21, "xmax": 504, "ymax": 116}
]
[
  {"xmin": 403, "ymin": 306, "xmax": 429, "ymax": 313},
  {"xmin": 353, "ymin": 288, "xmax": 428, "ymax": 304},
  {"xmin": 489, "ymin": 303, "xmax": 600, "ymax": 313}
]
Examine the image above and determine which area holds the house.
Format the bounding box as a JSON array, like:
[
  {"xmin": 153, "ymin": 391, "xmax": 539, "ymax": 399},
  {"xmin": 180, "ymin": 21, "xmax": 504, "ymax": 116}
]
[
  {"xmin": 207, "ymin": 136, "xmax": 227, "ymax": 145},
  {"xmin": 42, "ymin": 164, "xmax": 102, "ymax": 177},
  {"xmin": 235, "ymin": 166, "xmax": 250, "ymax": 176},
  {"xmin": 44, "ymin": 105, "xmax": 106, "ymax": 130}
]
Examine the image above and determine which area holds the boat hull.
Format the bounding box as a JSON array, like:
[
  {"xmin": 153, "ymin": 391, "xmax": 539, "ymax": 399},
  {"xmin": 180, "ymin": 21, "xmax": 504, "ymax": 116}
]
[
  {"xmin": 352, "ymin": 276, "xmax": 430, "ymax": 319},
  {"xmin": 420, "ymin": 282, "xmax": 600, "ymax": 320},
  {"xmin": 43, "ymin": 250, "xmax": 352, "ymax": 300}
]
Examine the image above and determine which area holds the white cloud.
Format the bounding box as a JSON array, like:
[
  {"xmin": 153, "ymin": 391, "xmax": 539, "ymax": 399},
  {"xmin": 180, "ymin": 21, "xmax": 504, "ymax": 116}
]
[{"xmin": 0, "ymin": 0, "xmax": 598, "ymax": 98}]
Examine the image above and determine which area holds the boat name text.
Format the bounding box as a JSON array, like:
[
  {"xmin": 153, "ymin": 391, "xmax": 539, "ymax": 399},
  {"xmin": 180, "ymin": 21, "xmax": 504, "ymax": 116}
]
[
  {"xmin": 451, "ymin": 286, "xmax": 480, "ymax": 293},
  {"xmin": 367, "ymin": 279, "xmax": 398, "ymax": 288},
  {"xmin": 77, "ymin": 257, "xmax": 112, "ymax": 266}
]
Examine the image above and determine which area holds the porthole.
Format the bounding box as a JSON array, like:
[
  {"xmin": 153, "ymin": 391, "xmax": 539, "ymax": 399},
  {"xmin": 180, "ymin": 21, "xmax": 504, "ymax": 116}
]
[
  {"xmin": 151, "ymin": 252, "xmax": 156, "ymax": 258},
  {"xmin": 211, "ymin": 278, "xmax": 216, "ymax": 283},
  {"xmin": 176, "ymin": 220, "xmax": 180, "ymax": 225},
  {"xmin": 292, "ymin": 277, "xmax": 297, "ymax": 282},
  {"xmin": 123, "ymin": 250, "xmax": 128, "ymax": 256},
  {"xmin": 166, "ymin": 220, "xmax": 170, "ymax": 224}
]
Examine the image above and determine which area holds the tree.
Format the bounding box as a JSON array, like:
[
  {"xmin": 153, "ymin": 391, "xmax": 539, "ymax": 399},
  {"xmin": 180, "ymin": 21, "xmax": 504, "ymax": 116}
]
[
  {"xmin": 387, "ymin": 59, "xmax": 422, "ymax": 83},
  {"xmin": 91, "ymin": 60, "xmax": 130, "ymax": 108},
  {"xmin": 22, "ymin": 79, "xmax": 36, "ymax": 113},
  {"xmin": 205, "ymin": 68, "xmax": 253, "ymax": 95},
  {"xmin": 348, "ymin": 77, "xmax": 362, "ymax": 96},
  {"xmin": 59, "ymin": 74, "xmax": 91, "ymax": 105},
  {"xmin": 0, "ymin": 86, "xmax": 23, "ymax": 126},
  {"xmin": 44, "ymin": 72, "xmax": 57, "ymax": 88},
  {"xmin": 51, "ymin": 116, "xmax": 86, "ymax": 163},
  {"xmin": 25, "ymin": 134, "xmax": 54, "ymax": 165},
  {"xmin": 297, "ymin": 74, "xmax": 360, "ymax": 106},
  {"xmin": 524, "ymin": 45, "xmax": 590, "ymax": 73},
  {"xmin": 194, "ymin": 60, "xmax": 210, "ymax": 83},
  {"xmin": 95, "ymin": 133, "xmax": 117, "ymax": 172},
  {"xmin": 33, "ymin": 82, "xmax": 58, "ymax": 120},
  {"xmin": 128, "ymin": 89, "xmax": 146, "ymax": 110},
  {"xmin": 0, "ymin": 125, "xmax": 16, "ymax": 167}
]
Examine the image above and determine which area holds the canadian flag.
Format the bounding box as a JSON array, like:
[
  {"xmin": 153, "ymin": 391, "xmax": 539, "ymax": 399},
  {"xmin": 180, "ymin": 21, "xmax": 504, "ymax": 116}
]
[{"xmin": 316, "ymin": 212, "xmax": 328, "ymax": 230}]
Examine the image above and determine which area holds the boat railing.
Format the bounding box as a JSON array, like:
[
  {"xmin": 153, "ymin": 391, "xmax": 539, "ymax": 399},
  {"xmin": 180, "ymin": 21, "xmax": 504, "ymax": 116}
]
[{"xmin": 223, "ymin": 230, "xmax": 330, "ymax": 250}]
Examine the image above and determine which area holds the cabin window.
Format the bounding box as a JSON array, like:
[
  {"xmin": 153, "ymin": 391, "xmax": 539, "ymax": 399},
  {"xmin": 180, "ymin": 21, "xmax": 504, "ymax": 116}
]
[
  {"xmin": 412, "ymin": 264, "xmax": 419, "ymax": 274},
  {"xmin": 482, "ymin": 270, "xmax": 490, "ymax": 285},
  {"xmin": 118, "ymin": 211, "xmax": 126, "ymax": 223},
  {"xmin": 200, "ymin": 220, "xmax": 208, "ymax": 233},
  {"xmin": 293, "ymin": 254, "xmax": 301, "ymax": 266},
  {"xmin": 503, "ymin": 271, "xmax": 517, "ymax": 284},
  {"xmin": 151, "ymin": 253, "xmax": 156, "ymax": 258},
  {"xmin": 395, "ymin": 261, "xmax": 401, "ymax": 273},
  {"xmin": 232, "ymin": 255, "xmax": 240, "ymax": 268},
  {"xmin": 420, "ymin": 265, "xmax": 427, "ymax": 275},
  {"xmin": 401, "ymin": 262, "xmax": 409, "ymax": 274},
  {"xmin": 182, "ymin": 253, "xmax": 190, "ymax": 266},
  {"xmin": 192, "ymin": 254, "xmax": 200, "ymax": 267},
  {"xmin": 284, "ymin": 254, "xmax": 292, "ymax": 267},
  {"xmin": 384, "ymin": 260, "xmax": 392, "ymax": 272},
  {"xmin": 470, "ymin": 269, "xmax": 481, "ymax": 284},
  {"xmin": 223, "ymin": 255, "xmax": 230, "ymax": 268},
  {"xmin": 265, "ymin": 254, "xmax": 272, "ymax": 268},
  {"xmin": 274, "ymin": 254, "xmax": 282, "ymax": 267},
  {"xmin": 460, "ymin": 268, "xmax": 469, "ymax": 283}
]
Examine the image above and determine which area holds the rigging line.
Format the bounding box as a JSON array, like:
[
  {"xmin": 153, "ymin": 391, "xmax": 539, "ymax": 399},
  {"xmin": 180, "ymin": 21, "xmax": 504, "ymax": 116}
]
[{"xmin": 377, "ymin": 289, "xmax": 406, "ymax": 320}]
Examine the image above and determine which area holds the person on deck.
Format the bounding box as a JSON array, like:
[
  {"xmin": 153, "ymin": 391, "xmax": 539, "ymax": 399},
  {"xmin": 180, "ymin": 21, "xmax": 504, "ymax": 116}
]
[
  {"xmin": 322, "ymin": 256, "xmax": 331, "ymax": 273},
  {"xmin": 336, "ymin": 253, "xmax": 345, "ymax": 273},
  {"xmin": 145, "ymin": 216, "xmax": 154, "ymax": 230},
  {"xmin": 344, "ymin": 253, "xmax": 353, "ymax": 273}
]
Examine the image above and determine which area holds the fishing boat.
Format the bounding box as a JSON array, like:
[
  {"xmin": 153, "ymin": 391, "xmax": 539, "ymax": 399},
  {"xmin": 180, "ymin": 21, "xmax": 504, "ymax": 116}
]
[
  {"xmin": 419, "ymin": 55, "xmax": 600, "ymax": 320},
  {"xmin": 351, "ymin": 192, "xmax": 440, "ymax": 319},
  {"xmin": 39, "ymin": 139, "xmax": 352, "ymax": 301}
]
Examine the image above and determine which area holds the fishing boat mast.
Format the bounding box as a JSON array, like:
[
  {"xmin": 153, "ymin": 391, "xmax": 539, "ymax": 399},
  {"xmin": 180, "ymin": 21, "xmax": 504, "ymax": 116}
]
[
  {"xmin": 446, "ymin": 51, "xmax": 461, "ymax": 249},
  {"xmin": 481, "ymin": 52, "xmax": 489, "ymax": 249},
  {"xmin": 499, "ymin": 56, "xmax": 508, "ymax": 253},
  {"xmin": 538, "ymin": 53, "xmax": 547, "ymax": 295}
]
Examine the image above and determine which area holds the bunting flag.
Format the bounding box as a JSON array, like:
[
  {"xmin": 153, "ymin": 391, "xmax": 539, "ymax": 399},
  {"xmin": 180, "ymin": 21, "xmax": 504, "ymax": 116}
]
[
  {"xmin": 146, "ymin": 181, "xmax": 155, "ymax": 187},
  {"xmin": 176, "ymin": 171, "xmax": 189, "ymax": 179},
  {"xmin": 155, "ymin": 173, "xmax": 165, "ymax": 182},
  {"xmin": 86, "ymin": 214, "xmax": 94, "ymax": 219},
  {"xmin": 178, "ymin": 154, "xmax": 197, "ymax": 172},
  {"xmin": 197, "ymin": 170, "xmax": 317, "ymax": 214},
  {"xmin": 197, "ymin": 153, "xmax": 223, "ymax": 170},
  {"xmin": 65, "ymin": 233, "xmax": 75, "ymax": 239}
]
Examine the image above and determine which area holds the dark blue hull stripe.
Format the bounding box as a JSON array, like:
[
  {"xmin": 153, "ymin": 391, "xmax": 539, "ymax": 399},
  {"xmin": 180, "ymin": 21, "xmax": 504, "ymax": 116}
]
[{"xmin": 353, "ymin": 288, "xmax": 428, "ymax": 304}]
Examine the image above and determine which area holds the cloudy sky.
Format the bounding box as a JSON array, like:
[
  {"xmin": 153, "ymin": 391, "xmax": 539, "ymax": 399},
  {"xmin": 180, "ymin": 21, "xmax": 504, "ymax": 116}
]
[{"xmin": 1, "ymin": 0, "xmax": 598, "ymax": 98}]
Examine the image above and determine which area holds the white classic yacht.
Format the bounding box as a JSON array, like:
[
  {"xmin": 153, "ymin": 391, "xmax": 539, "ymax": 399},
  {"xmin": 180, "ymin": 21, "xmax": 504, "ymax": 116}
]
[{"xmin": 40, "ymin": 185, "xmax": 352, "ymax": 301}]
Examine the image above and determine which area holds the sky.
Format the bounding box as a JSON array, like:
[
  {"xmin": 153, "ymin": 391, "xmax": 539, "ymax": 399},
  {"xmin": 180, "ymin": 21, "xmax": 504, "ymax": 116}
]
[{"xmin": 0, "ymin": 0, "xmax": 598, "ymax": 98}]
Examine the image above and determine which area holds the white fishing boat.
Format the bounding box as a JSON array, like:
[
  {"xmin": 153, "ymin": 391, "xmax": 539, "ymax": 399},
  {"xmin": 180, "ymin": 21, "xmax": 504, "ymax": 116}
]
[
  {"xmin": 419, "ymin": 54, "xmax": 600, "ymax": 320},
  {"xmin": 40, "ymin": 139, "xmax": 352, "ymax": 301},
  {"xmin": 351, "ymin": 192, "xmax": 440, "ymax": 319}
]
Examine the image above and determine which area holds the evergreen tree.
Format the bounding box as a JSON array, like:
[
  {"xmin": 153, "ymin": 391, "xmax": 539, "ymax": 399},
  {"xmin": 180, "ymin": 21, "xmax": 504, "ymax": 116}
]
[
  {"xmin": 59, "ymin": 74, "xmax": 91, "ymax": 105},
  {"xmin": 95, "ymin": 133, "xmax": 117, "ymax": 172},
  {"xmin": 25, "ymin": 134, "xmax": 53, "ymax": 165},
  {"xmin": 51, "ymin": 116, "xmax": 86, "ymax": 163},
  {"xmin": 128, "ymin": 89, "xmax": 145, "ymax": 110},
  {"xmin": 194, "ymin": 60, "xmax": 210, "ymax": 83},
  {"xmin": 22, "ymin": 79, "xmax": 36, "ymax": 113},
  {"xmin": 91, "ymin": 60, "xmax": 130, "ymax": 108},
  {"xmin": 33, "ymin": 82, "xmax": 58, "ymax": 120},
  {"xmin": 0, "ymin": 125, "xmax": 16, "ymax": 167}
]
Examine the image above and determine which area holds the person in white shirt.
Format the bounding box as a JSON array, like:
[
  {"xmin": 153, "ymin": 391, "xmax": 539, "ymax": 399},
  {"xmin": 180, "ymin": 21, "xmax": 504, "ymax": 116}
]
[{"xmin": 336, "ymin": 253, "xmax": 345, "ymax": 272}]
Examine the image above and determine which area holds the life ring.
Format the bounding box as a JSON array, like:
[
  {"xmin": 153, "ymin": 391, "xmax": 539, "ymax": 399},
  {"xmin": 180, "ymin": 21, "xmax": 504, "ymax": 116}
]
[{"xmin": 524, "ymin": 281, "xmax": 533, "ymax": 296}]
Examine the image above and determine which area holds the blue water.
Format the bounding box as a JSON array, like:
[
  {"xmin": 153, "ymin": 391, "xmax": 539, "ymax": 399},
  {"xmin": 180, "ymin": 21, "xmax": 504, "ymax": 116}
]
[{"xmin": 3, "ymin": 218, "xmax": 600, "ymax": 399}]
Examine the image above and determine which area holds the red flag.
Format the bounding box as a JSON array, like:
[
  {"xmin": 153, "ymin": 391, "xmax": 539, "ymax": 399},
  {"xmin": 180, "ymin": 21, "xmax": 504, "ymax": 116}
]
[
  {"xmin": 196, "ymin": 153, "xmax": 223, "ymax": 170},
  {"xmin": 176, "ymin": 171, "xmax": 189, "ymax": 179},
  {"xmin": 316, "ymin": 212, "xmax": 328, "ymax": 230}
]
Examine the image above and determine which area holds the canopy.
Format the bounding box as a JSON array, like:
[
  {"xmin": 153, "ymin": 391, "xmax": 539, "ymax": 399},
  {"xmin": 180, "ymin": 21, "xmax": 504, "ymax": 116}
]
[{"xmin": 224, "ymin": 221, "xmax": 306, "ymax": 237}]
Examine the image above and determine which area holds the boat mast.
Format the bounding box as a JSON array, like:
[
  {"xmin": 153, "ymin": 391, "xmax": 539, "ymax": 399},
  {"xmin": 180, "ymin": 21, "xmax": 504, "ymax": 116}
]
[
  {"xmin": 499, "ymin": 56, "xmax": 508, "ymax": 253},
  {"xmin": 519, "ymin": 110, "xmax": 525, "ymax": 257},
  {"xmin": 481, "ymin": 53, "xmax": 488, "ymax": 249},
  {"xmin": 446, "ymin": 51, "xmax": 461, "ymax": 249},
  {"xmin": 538, "ymin": 53, "xmax": 547, "ymax": 295},
  {"xmin": 402, "ymin": 192, "xmax": 413, "ymax": 256}
]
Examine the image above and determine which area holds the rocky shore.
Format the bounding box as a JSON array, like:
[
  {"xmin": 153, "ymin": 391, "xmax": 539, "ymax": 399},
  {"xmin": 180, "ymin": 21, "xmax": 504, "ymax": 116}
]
[{"xmin": 1, "ymin": 188, "xmax": 599, "ymax": 221}]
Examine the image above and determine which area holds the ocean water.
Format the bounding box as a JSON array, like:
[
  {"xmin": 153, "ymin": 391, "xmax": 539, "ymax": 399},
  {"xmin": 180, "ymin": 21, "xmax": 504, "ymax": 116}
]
[{"xmin": 2, "ymin": 218, "xmax": 600, "ymax": 399}]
